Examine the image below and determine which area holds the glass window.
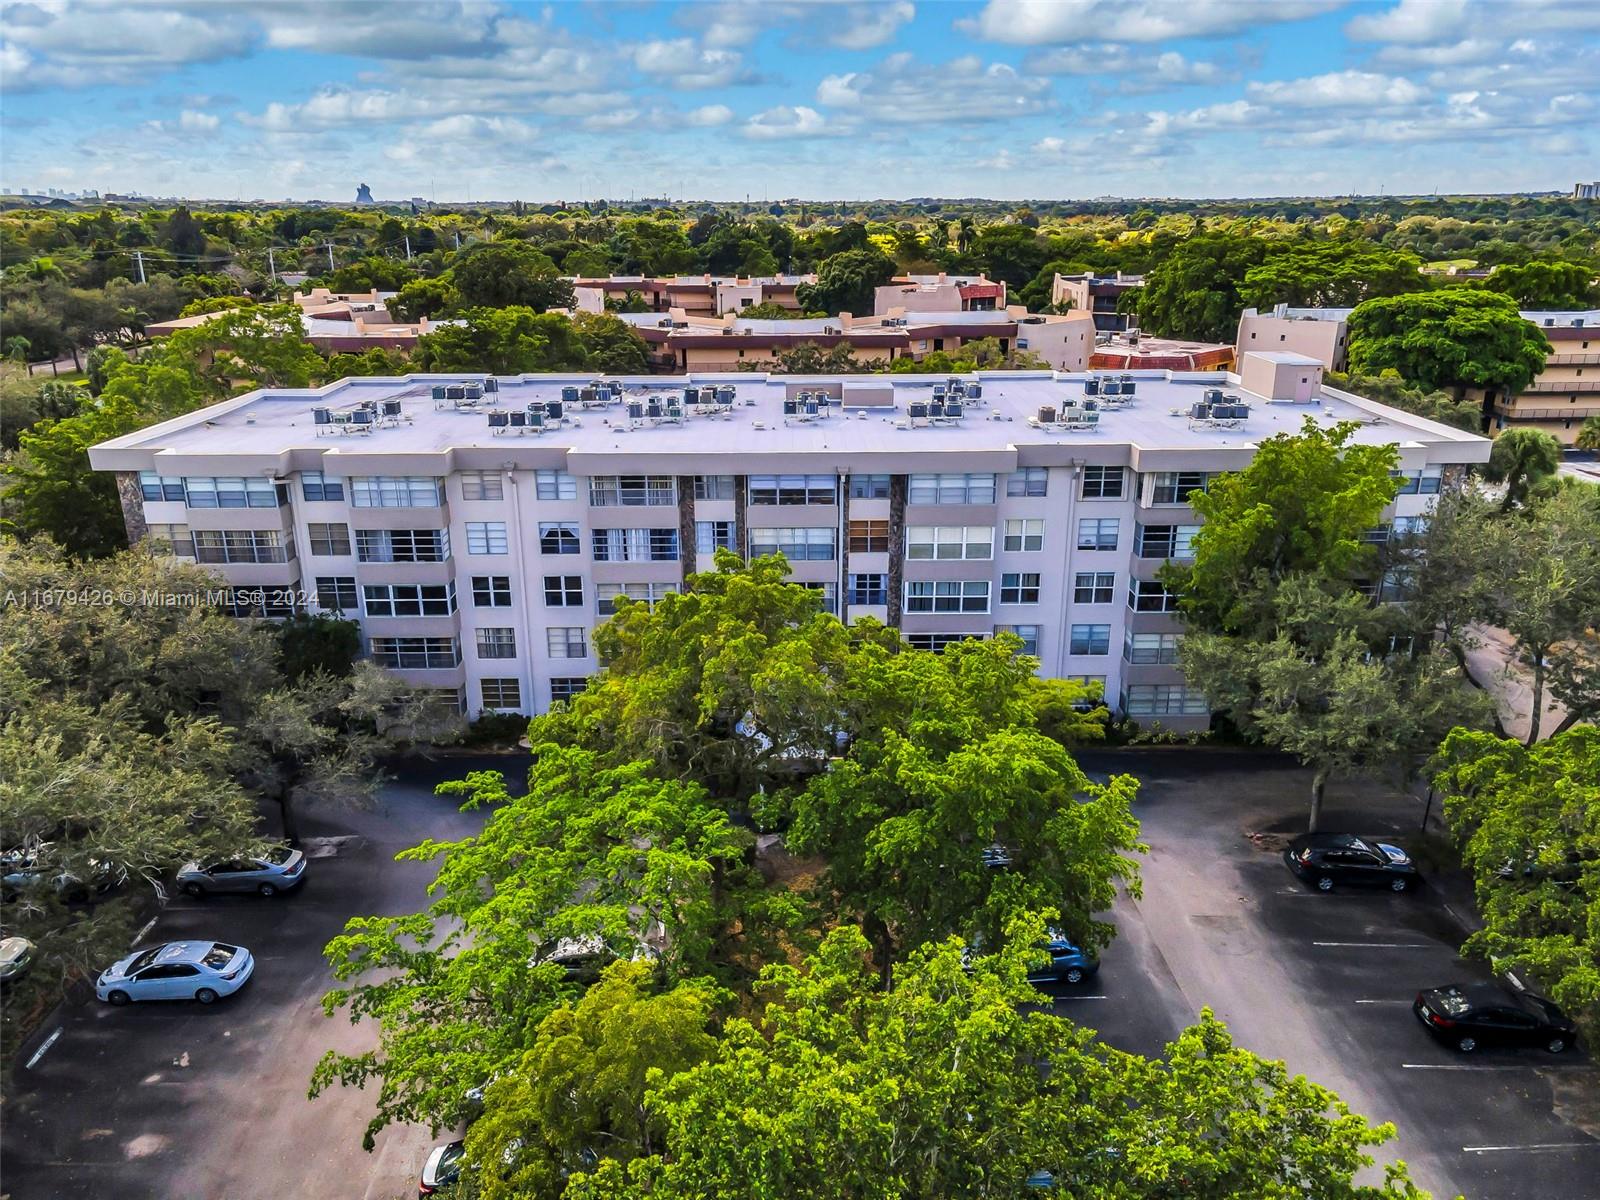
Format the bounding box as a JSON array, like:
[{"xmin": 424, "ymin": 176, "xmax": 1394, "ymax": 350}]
[
  {"xmin": 799, "ymin": 581, "xmax": 837, "ymax": 614},
  {"xmin": 847, "ymin": 573, "xmax": 886, "ymax": 605},
  {"xmin": 1005, "ymin": 467, "xmax": 1047, "ymax": 498},
  {"xmin": 749, "ymin": 527, "xmax": 836, "ymax": 561},
  {"xmin": 747, "ymin": 474, "xmax": 837, "ymax": 506},
  {"xmin": 546, "ymin": 627, "xmax": 588, "ymax": 658},
  {"xmin": 465, "ymin": 522, "xmax": 508, "ymax": 555},
  {"xmin": 589, "ymin": 475, "xmax": 676, "ymax": 506},
  {"xmin": 1069, "ymin": 624, "xmax": 1111, "ymax": 655},
  {"xmin": 308, "ymin": 522, "xmax": 351, "ymax": 556},
  {"xmin": 350, "ymin": 476, "xmax": 442, "ymax": 508},
  {"xmin": 301, "ymin": 471, "xmax": 344, "ymax": 502},
  {"xmin": 593, "ymin": 528, "xmax": 680, "ymax": 562},
  {"xmin": 1081, "ymin": 466, "xmax": 1125, "ymax": 499},
  {"xmin": 475, "ymin": 627, "xmax": 516, "ymax": 659},
  {"xmin": 695, "ymin": 520, "xmax": 735, "ymax": 554},
  {"xmin": 535, "ymin": 470, "xmax": 578, "ymax": 501},
  {"xmin": 1124, "ymin": 631, "xmax": 1182, "ymax": 664},
  {"xmin": 355, "ymin": 529, "xmax": 449, "ymax": 563},
  {"xmin": 1076, "ymin": 518, "xmax": 1119, "ymax": 551},
  {"xmin": 544, "ymin": 576, "xmax": 584, "ymax": 607},
  {"xmin": 550, "ymin": 677, "xmax": 589, "ymax": 703},
  {"xmin": 849, "ymin": 474, "xmax": 891, "ymax": 499},
  {"xmin": 218, "ymin": 587, "xmax": 300, "ymax": 618},
  {"xmin": 1073, "ymin": 572, "xmax": 1116, "ymax": 604},
  {"xmin": 905, "ymin": 526, "xmax": 993, "ymax": 560},
  {"xmin": 139, "ymin": 471, "xmax": 186, "ymax": 502},
  {"xmin": 1134, "ymin": 524, "xmax": 1199, "ymax": 558},
  {"xmin": 183, "ymin": 476, "xmax": 277, "ymax": 509},
  {"xmin": 460, "ymin": 470, "xmax": 504, "ymax": 501},
  {"xmin": 193, "ymin": 530, "xmax": 289, "ymax": 564},
  {"xmin": 694, "ymin": 475, "xmax": 736, "ymax": 500},
  {"xmin": 1003, "ymin": 519, "xmax": 1044, "ymax": 552},
  {"xmin": 905, "ymin": 580, "xmax": 990, "ymax": 614},
  {"xmin": 905, "ymin": 632, "xmax": 981, "ymax": 652},
  {"xmin": 146, "ymin": 523, "xmax": 194, "ymax": 557},
  {"xmin": 362, "ymin": 583, "xmax": 456, "ymax": 617},
  {"xmin": 1392, "ymin": 467, "xmax": 1442, "ymax": 495},
  {"xmin": 1150, "ymin": 472, "xmax": 1209, "ymax": 505},
  {"xmin": 472, "ymin": 576, "xmax": 511, "ymax": 607},
  {"xmin": 539, "ymin": 522, "xmax": 581, "ymax": 555},
  {"xmin": 370, "ymin": 637, "xmax": 459, "ymax": 669},
  {"xmin": 848, "ymin": 520, "xmax": 889, "ymax": 553},
  {"xmin": 480, "ymin": 678, "xmax": 522, "ymax": 710},
  {"xmin": 596, "ymin": 582, "xmax": 677, "ymax": 614},
  {"xmin": 315, "ymin": 576, "xmax": 357, "ymax": 612},
  {"xmin": 995, "ymin": 624, "xmax": 1040, "ymax": 656},
  {"xmin": 999, "ymin": 573, "xmax": 1041, "ymax": 604},
  {"xmin": 1128, "ymin": 579, "xmax": 1181, "ymax": 612},
  {"xmin": 907, "ymin": 473, "xmax": 996, "ymax": 505},
  {"xmin": 1124, "ymin": 685, "xmax": 1208, "ymax": 715}
]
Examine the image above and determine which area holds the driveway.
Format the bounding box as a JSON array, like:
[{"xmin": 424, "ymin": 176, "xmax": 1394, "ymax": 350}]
[
  {"xmin": 1063, "ymin": 749, "xmax": 1599, "ymax": 1200},
  {"xmin": 2, "ymin": 754, "xmax": 516, "ymax": 1200}
]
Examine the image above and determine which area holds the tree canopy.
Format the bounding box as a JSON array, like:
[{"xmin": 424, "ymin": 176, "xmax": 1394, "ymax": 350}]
[
  {"xmin": 796, "ymin": 247, "xmax": 897, "ymax": 316},
  {"xmin": 1347, "ymin": 288, "xmax": 1551, "ymax": 398}
]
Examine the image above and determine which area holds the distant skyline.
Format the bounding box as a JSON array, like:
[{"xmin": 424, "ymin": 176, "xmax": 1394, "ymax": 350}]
[{"xmin": 2, "ymin": 0, "xmax": 1597, "ymax": 203}]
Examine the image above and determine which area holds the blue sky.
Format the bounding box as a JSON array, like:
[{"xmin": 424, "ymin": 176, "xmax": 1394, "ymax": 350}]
[{"xmin": 2, "ymin": 0, "xmax": 1596, "ymax": 202}]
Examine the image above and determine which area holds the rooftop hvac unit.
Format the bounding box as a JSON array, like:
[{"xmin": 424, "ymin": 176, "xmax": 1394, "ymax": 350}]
[
  {"xmin": 483, "ymin": 378, "xmax": 499, "ymax": 394},
  {"xmin": 487, "ymin": 411, "xmax": 509, "ymax": 429},
  {"xmin": 783, "ymin": 398, "xmax": 798, "ymax": 415},
  {"xmin": 579, "ymin": 386, "xmax": 597, "ymax": 404},
  {"xmin": 350, "ymin": 409, "xmax": 373, "ymax": 426},
  {"xmin": 945, "ymin": 400, "xmax": 964, "ymax": 419},
  {"xmin": 803, "ymin": 398, "xmax": 820, "ymax": 416},
  {"xmin": 665, "ymin": 402, "xmax": 683, "ymax": 421},
  {"xmin": 908, "ymin": 401, "xmax": 928, "ymax": 419},
  {"xmin": 445, "ymin": 384, "xmax": 466, "ymax": 401},
  {"xmin": 1103, "ymin": 381, "xmax": 1121, "ymax": 396},
  {"xmin": 1123, "ymin": 381, "xmax": 1137, "ymax": 396},
  {"xmin": 562, "ymin": 386, "xmax": 581, "ymax": 403},
  {"xmin": 646, "ymin": 399, "xmax": 663, "ymax": 419},
  {"xmin": 928, "ymin": 400, "xmax": 945, "ymax": 418},
  {"xmin": 627, "ymin": 400, "xmax": 645, "ymax": 421},
  {"xmin": 1205, "ymin": 388, "xmax": 1225, "ymax": 404},
  {"xmin": 381, "ymin": 399, "xmax": 403, "ymax": 417},
  {"xmin": 1037, "ymin": 405, "xmax": 1057, "ymax": 425},
  {"xmin": 431, "ymin": 385, "xmax": 448, "ymax": 400},
  {"xmin": 546, "ymin": 401, "xmax": 565, "ymax": 420},
  {"xmin": 463, "ymin": 383, "xmax": 482, "ymax": 400},
  {"xmin": 528, "ymin": 408, "xmax": 545, "ymax": 430},
  {"xmin": 968, "ymin": 382, "xmax": 982, "ymax": 399},
  {"xmin": 1084, "ymin": 377, "xmax": 1100, "ymax": 396},
  {"xmin": 508, "ymin": 410, "xmax": 527, "ymax": 429},
  {"xmin": 716, "ymin": 386, "xmax": 735, "ymax": 405},
  {"xmin": 1189, "ymin": 401, "xmax": 1209, "ymax": 420},
  {"xmin": 683, "ymin": 386, "xmax": 700, "ymax": 405},
  {"xmin": 607, "ymin": 380, "xmax": 624, "ymax": 397},
  {"xmin": 313, "ymin": 408, "xmax": 332, "ymax": 425}
]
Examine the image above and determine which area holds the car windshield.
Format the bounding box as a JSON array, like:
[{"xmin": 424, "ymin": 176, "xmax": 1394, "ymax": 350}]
[
  {"xmin": 202, "ymin": 944, "xmax": 238, "ymax": 970},
  {"xmin": 124, "ymin": 948, "xmax": 160, "ymax": 974},
  {"xmin": 1434, "ymin": 989, "xmax": 1473, "ymax": 1017},
  {"xmin": 438, "ymin": 1143, "xmax": 466, "ymax": 1172},
  {"xmin": 262, "ymin": 846, "xmax": 295, "ymax": 865}
]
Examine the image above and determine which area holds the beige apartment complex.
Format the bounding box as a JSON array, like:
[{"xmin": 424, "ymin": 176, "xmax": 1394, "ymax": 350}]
[{"xmin": 88, "ymin": 353, "xmax": 1486, "ymax": 732}]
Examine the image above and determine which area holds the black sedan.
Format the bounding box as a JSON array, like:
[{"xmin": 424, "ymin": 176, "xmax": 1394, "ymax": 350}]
[
  {"xmin": 1282, "ymin": 832, "xmax": 1419, "ymax": 892},
  {"xmin": 1414, "ymin": 982, "xmax": 1577, "ymax": 1054}
]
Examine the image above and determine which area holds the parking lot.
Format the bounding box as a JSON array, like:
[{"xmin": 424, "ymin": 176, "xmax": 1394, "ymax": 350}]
[
  {"xmin": 1064, "ymin": 749, "xmax": 1600, "ymax": 1200},
  {"xmin": 4, "ymin": 749, "xmax": 1596, "ymax": 1200},
  {"xmin": 2, "ymin": 755, "xmax": 507, "ymax": 1200}
]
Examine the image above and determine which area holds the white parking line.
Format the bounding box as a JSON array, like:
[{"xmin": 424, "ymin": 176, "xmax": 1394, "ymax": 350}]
[
  {"xmin": 25, "ymin": 1026, "xmax": 62, "ymax": 1069},
  {"xmin": 1313, "ymin": 942, "xmax": 1433, "ymax": 948},
  {"xmin": 133, "ymin": 916, "xmax": 159, "ymax": 943},
  {"xmin": 1054, "ymin": 995, "xmax": 1108, "ymax": 1001},
  {"xmin": 1354, "ymin": 999, "xmax": 1412, "ymax": 1005},
  {"xmin": 1401, "ymin": 1064, "xmax": 1529, "ymax": 1071},
  {"xmin": 1462, "ymin": 1141, "xmax": 1598, "ymax": 1154}
]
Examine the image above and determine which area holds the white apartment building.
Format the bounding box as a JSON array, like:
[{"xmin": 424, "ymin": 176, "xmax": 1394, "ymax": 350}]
[{"xmin": 89, "ymin": 354, "xmax": 1488, "ymax": 731}]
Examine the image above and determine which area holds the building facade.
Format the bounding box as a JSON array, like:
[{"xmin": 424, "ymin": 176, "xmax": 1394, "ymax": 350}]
[{"xmin": 89, "ymin": 357, "xmax": 1488, "ymax": 731}]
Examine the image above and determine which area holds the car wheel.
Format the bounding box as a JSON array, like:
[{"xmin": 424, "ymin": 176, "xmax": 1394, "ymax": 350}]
[
  {"xmin": 1316, "ymin": 875, "xmax": 1334, "ymax": 892},
  {"xmin": 182, "ymin": 882, "xmax": 206, "ymax": 898},
  {"xmin": 1390, "ymin": 877, "xmax": 1409, "ymax": 893},
  {"xmin": 1063, "ymin": 967, "xmax": 1085, "ymax": 984},
  {"xmin": 1456, "ymin": 1036, "xmax": 1477, "ymax": 1053},
  {"xmin": 1546, "ymin": 1036, "xmax": 1569, "ymax": 1054},
  {"xmin": 257, "ymin": 882, "xmax": 278, "ymax": 897},
  {"xmin": 107, "ymin": 990, "xmax": 130, "ymax": 1006},
  {"xmin": 194, "ymin": 987, "xmax": 218, "ymax": 1005}
]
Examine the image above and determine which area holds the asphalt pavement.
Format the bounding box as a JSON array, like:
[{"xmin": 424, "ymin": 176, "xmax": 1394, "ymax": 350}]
[
  {"xmin": 2, "ymin": 754, "xmax": 514, "ymax": 1200},
  {"xmin": 1061, "ymin": 748, "xmax": 1600, "ymax": 1200}
]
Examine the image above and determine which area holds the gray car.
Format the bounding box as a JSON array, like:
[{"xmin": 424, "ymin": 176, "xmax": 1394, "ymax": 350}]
[{"xmin": 176, "ymin": 846, "xmax": 306, "ymax": 897}]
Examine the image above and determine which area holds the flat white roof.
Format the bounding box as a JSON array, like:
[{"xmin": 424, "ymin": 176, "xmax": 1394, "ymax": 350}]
[{"xmin": 1246, "ymin": 351, "xmax": 1325, "ymax": 365}]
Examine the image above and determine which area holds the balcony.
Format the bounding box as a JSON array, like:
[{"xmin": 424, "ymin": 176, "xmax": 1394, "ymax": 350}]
[{"xmin": 1519, "ymin": 380, "xmax": 1600, "ymax": 394}]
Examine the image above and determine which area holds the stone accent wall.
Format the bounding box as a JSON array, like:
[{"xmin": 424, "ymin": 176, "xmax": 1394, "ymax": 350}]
[
  {"xmin": 676, "ymin": 475, "xmax": 697, "ymax": 584},
  {"xmin": 886, "ymin": 474, "xmax": 907, "ymax": 627},
  {"xmin": 114, "ymin": 471, "xmax": 148, "ymax": 547}
]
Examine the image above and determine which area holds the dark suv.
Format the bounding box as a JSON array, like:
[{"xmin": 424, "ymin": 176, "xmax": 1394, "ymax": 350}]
[{"xmin": 1283, "ymin": 833, "xmax": 1419, "ymax": 893}]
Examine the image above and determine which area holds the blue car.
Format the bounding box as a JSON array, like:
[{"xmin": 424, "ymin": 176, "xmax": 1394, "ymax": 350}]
[{"xmin": 1028, "ymin": 933, "xmax": 1098, "ymax": 985}]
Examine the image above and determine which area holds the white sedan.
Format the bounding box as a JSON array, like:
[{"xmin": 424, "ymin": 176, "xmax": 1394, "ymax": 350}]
[{"xmin": 96, "ymin": 940, "xmax": 254, "ymax": 1006}]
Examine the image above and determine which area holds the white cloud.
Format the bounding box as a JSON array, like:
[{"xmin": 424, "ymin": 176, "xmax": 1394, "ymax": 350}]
[
  {"xmin": 1024, "ymin": 44, "xmax": 1232, "ymax": 90},
  {"xmin": 1345, "ymin": 0, "xmax": 1469, "ymax": 44},
  {"xmin": 682, "ymin": 1, "xmax": 915, "ymax": 51},
  {"xmin": 257, "ymin": 0, "xmax": 507, "ymax": 59},
  {"xmin": 830, "ymin": 1, "xmax": 916, "ymax": 50},
  {"xmin": 966, "ymin": 0, "xmax": 1338, "ymax": 46},
  {"xmin": 1348, "ymin": 0, "xmax": 1600, "ymax": 46},
  {"xmin": 743, "ymin": 105, "xmax": 836, "ymax": 139},
  {"xmin": 418, "ymin": 114, "xmax": 536, "ymax": 142},
  {"xmin": 630, "ymin": 38, "xmax": 750, "ymax": 88},
  {"xmin": 685, "ymin": 104, "xmax": 735, "ymax": 127},
  {"xmin": 178, "ymin": 109, "xmax": 220, "ymax": 131},
  {"xmin": 1247, "ymin": 70, "xmax": 1425, "ymax": 109},
  {"xmin": 814, "ymin": 52, "xmax": 1051, "ymax": 123},
  {"xmin": 0, "ymin": 0, "xmax": 255, "ymax": 88}
]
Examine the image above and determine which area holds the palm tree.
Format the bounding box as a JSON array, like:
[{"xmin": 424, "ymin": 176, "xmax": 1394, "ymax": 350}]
[
  {"xmin": 1484, "ymin": 427, "xmax": 1563, "ymax": 510},
  {"xmin": 1576, "ymin": 413, "xmax": 1600, "ymax": 451}
]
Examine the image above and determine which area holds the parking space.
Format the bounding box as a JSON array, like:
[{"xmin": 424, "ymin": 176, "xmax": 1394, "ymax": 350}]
[
  {"xmin": 1066, "ymin": 749, "xmax": 1600, "ymax": 1200},
  {"xmin": 2, "ymin": 755, "xmax": 511, "ymax": 1200}
]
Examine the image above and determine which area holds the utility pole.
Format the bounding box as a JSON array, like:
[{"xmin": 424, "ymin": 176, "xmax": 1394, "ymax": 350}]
[
  {"xmin": 267, "ymin": 246, "xmax": 277, "ymax": 282},
  {"xmin": 134, "ymin": 250, "xmax": 146, "ymax": 284},
  {"xmin": 454, "ymin": 229, "xmax": 461, "ymax": 251},
  {"xmin": 325, "ymin": 241, "xmax": 335, "ymax": 271},
  {"xmin": 404, "ymin": 235, "xmax": 412, "ymax": 261}
]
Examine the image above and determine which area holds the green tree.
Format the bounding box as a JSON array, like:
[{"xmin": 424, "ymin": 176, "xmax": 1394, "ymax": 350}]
[
  {"xmin": 1576, "ymin": 413, "xmax": 1600, "ymax": 451},
  {"xmin": 414, "ymin": 307, "xmax": 588, "ymax": 374},
  {"xmin": 568, "ymin": 923, "xmax": 1424, "ymax": 1200},
  {"xmin": 1483, "ymin": 427, "xmax": 1563, "ymax": 511},
  {"xmin": 451, "ymin": 240, "xmax": 574, "ymax": 311},
  {"xmin": 795, "ymin": 247, "xmax": 896, "ymax": 316},
  {"xmin": 1433, "ymin": 727, "xmax": 1600, "ymax": 1040},
  {"xmin": 1, "ymin": 396, "xmax": 143, "ymax": 556},
  {"xmin": 1241, "ymin": 242, "xmax": 1426, "ymax": 309},
  {"xmin": 1347, "ymin": 288, "xmax": 1551, "ymax": 400},
  {"xmin": 311, "ymin": 748, "xmax": 779, "ymax": 1147},
  {"xmin": 389, "ymin": 275, "xmax": 460, "ymax": 321},
  {"xmin": 165, "ymin": 303, "xmax": 325, "ymax": 399},
  {"xmin": 1482, "ymin": 258, "xmax": 1599, "ymax": 309},
  {"xmin": 572, "ymin": 311, "xmax": 650, "ymax": 374},
  {"xmin": 1325, "ymin": 369, "xmax": 1481, "ymax": 433},
  {"xmin": 159, "ymin": 205, "xmax": 207, "ymax": 258},
  {"xmin": 276, "ymin": 613, "xmax": 361, "ymax": 681},
  {"xmin": 1125, "ymin": 233, "xmax": 1269, "ymax": 342}
]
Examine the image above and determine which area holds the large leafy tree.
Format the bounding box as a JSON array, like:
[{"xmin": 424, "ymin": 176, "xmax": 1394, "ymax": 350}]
[
  {"xmin": 1325, "ymin": 369, "xmax": 1480, "ymax": 433},
  {"xmin": 1347, "ymin": 288, "xmax": 1551, "ymax": 400},
  {"xmin": 567, "ymin": 922, "xmax": 1425, "ymax": 1200},
  {"xmin": 1123, "ymin": 233, "xmax": 1269, "ymax": 342},
  {"xmin": 450, "ymin": 239, "xmax": 574, "ymax": 311},
  {"xmin": 1, "ymin": 394, "xmax": 143, "ymax": 556},
  {"xmin": 796, "ymin": 247, "xmax": 897, "ymax": 316},
  {"xmin": 310, "ymin": 748, "xmax": 787, "ymax": 1147},
  {"xmin": 1433, "ymin": 728, "xmax": 1600, "ymax": 1039},
  {"xmin": 413, "ymin": 306, "xmax": 588, "ymax": 374},
  {"xmin": 1483, "ymin": 427, "xmax": 1562, "ymax": 512},
  {"xmin": 570, "ymin": 311, "xmax": 650, "ymax": 374},
  {"xmin": 164, "ymin": 303, "xmax": 325, "ymax": 400},
  {"xmin": 1482, "ymin": 258, "xmax": 1599, "ymax": 309},
  {"xmin": 1241, "ymin": 241, "xmax": 1425, "ymax": 310}
]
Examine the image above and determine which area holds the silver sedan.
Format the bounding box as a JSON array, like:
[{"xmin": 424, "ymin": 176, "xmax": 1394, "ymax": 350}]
[{"xmin": 176, "ymin": 846, "xmax": 306, "ymax": 897}]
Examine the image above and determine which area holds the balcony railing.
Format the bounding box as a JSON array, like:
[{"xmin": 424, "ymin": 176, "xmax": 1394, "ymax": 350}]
[
  {"xmin": 1546, "ymin": 353, "xmax": 1600, "ymax": 365},
  {"xmin": 1496, "ymin": 406, "xmax": 1600, "ymax": 420},
  {"xmin": 1519, "ymin": 380, "xmax": 1600, "ymax": 394}
]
